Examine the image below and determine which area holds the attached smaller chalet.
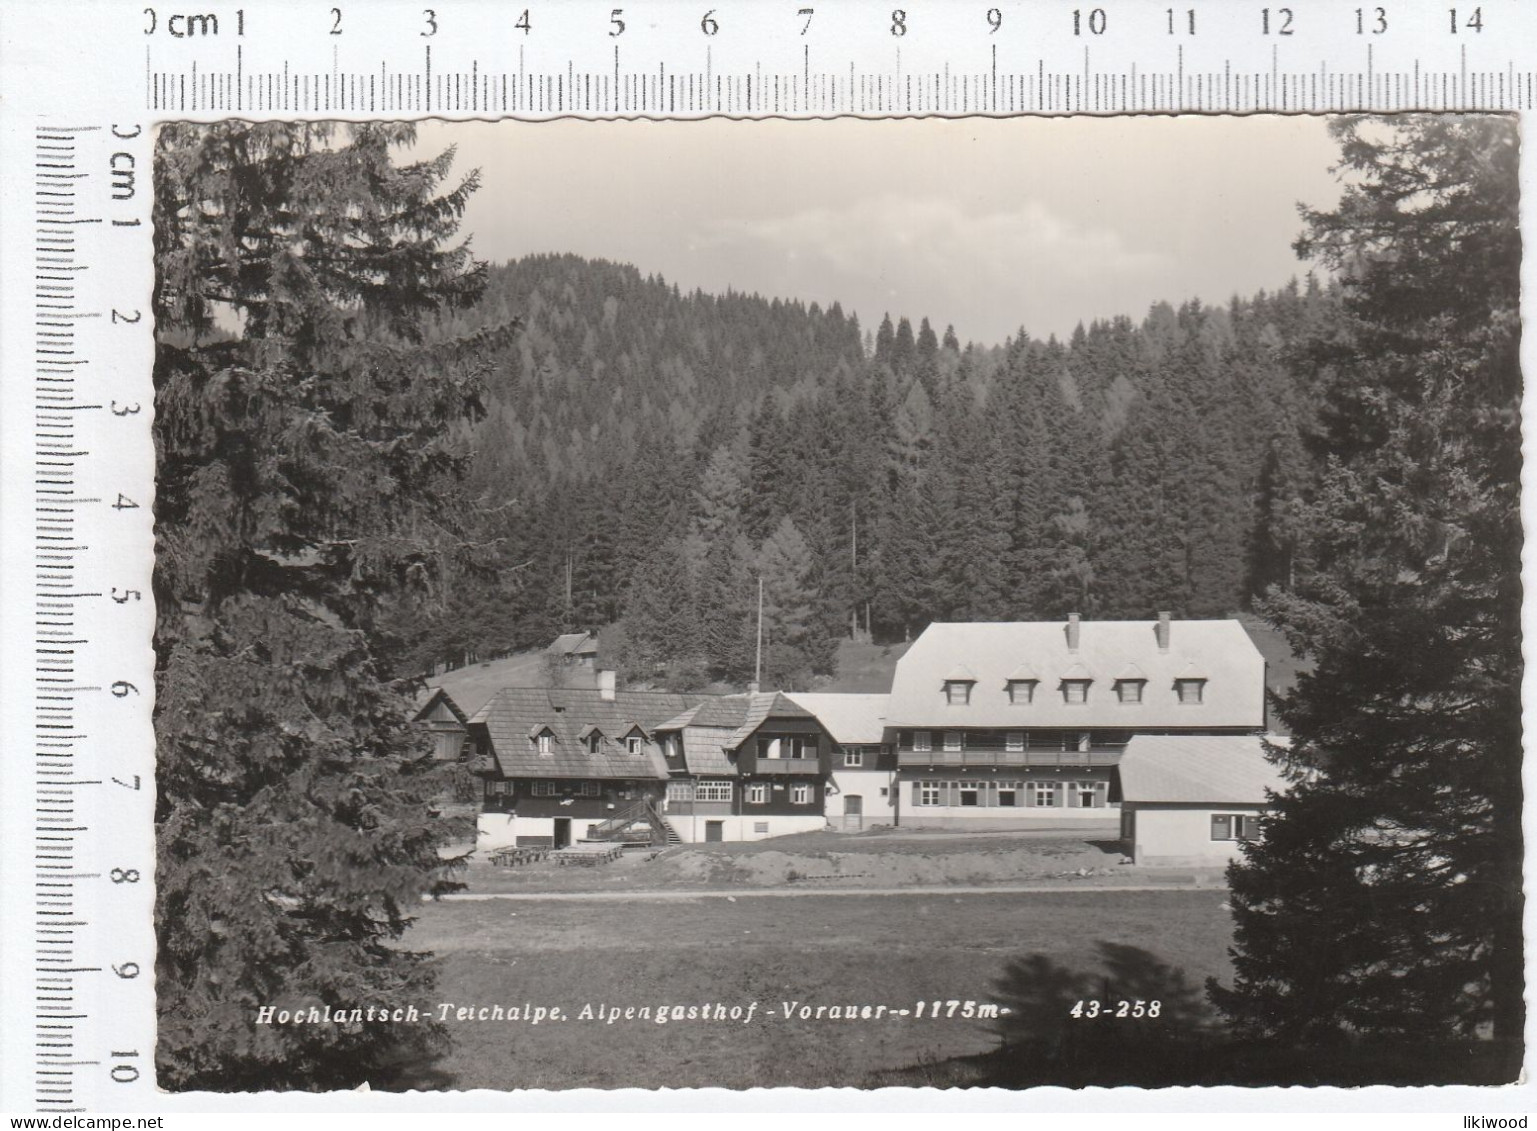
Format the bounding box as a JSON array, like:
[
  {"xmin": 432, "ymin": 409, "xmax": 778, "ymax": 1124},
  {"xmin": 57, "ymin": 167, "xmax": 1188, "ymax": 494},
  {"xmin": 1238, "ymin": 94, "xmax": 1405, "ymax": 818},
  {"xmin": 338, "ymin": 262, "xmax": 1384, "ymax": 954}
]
[
  {"xmin": 467, "ymin": 685, "xmax": 703, "ymax": 850},
  {"xmin": 787, "ymin": 692, "xmax": 896, "ymax": 831},
  {"xmin": 653, "ymin": 691, "xmax": 835, "ymax": 843},
  {"xmin": 1118, "ymin": 734, "xmax": 1288, "ymax": 865}
]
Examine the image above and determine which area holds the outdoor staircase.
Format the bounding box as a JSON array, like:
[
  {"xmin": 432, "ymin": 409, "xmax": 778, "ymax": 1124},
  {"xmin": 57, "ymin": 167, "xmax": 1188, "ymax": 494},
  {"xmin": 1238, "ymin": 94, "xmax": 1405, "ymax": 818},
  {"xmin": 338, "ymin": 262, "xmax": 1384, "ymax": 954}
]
[
  {"xmin": 582, "ymin": 799, "xmax": 680, "ymax": 848},
  {"xmin": 654, "ymin": 809, "xmax": 682, "ymax": 847}
]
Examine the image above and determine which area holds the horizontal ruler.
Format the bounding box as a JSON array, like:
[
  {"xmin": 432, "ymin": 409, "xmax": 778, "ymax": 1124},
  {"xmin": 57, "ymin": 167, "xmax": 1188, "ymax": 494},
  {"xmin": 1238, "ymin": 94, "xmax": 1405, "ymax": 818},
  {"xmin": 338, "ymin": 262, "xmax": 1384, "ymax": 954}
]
[{"xmin": 131, "ymin": 0, "xmax": 1537, "ymax": 116}]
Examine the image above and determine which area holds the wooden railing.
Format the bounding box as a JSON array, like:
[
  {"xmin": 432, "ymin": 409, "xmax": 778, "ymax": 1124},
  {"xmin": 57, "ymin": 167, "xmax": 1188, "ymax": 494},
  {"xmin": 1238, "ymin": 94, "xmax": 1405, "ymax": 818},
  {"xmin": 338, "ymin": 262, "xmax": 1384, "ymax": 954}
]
[
  {"xmin": 586, "ymin": 798, "xmax": 652, "ymax": 839},
  {"xmin": 746, "ymin": 757, "xmax": 826, "ymax": 775},
  {"xmin": 898, "ymin": 747, "xmax": 1124, "ymax": 768}
]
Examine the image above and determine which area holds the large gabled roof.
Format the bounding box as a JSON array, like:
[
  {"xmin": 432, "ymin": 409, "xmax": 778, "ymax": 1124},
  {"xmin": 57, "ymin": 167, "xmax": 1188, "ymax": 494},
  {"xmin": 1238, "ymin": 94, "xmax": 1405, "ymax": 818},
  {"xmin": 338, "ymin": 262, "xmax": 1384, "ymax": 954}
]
[
  {"xmin": 471, "ymin": 686, "xmax": 702, "ymax": 780},
  {"xmin": 1118, "ymin": 734, "xmax": 1289, "ymax": 805},
  {"xmin": 886, "ymin": 619, "xmax": 1265, "ymax": 729}
]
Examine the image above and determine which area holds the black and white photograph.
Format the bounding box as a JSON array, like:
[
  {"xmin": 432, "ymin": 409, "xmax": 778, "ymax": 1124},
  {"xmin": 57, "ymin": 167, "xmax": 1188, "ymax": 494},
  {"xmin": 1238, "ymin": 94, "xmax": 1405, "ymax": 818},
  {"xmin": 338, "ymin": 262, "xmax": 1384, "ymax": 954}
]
[{"xmin": 146, "ymin": 112, "xmax": 1521, "ymax": 1094}]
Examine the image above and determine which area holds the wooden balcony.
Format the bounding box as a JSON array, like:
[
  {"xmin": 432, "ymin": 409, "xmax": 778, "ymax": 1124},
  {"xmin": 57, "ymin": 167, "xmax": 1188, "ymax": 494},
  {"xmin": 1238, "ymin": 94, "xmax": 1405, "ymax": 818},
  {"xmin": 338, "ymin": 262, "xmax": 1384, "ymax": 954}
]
[
  {"xmin": 898, "ymin": 747, "xmax": 1123, "ymax": 769},
  {"xmin": 744, "ymin": 757, "xmax": 827, "ymax": 776}
]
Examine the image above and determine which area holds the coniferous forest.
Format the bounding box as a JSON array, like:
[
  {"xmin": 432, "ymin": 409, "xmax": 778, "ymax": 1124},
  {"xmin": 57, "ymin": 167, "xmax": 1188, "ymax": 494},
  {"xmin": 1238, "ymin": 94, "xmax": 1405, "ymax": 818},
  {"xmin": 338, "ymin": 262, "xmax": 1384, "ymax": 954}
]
[{"xmin": 386, "ymin": 252, "xmax": 1339, "ymax": 688}]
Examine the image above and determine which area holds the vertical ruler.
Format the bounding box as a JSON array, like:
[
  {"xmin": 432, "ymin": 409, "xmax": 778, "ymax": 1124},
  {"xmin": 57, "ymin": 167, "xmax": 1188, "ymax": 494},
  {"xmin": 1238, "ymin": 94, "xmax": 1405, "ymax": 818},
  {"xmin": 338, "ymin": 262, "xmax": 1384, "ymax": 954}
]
[{"xmin": 16, "ymin": 118, "xmax": 156, "ymax": 1113}]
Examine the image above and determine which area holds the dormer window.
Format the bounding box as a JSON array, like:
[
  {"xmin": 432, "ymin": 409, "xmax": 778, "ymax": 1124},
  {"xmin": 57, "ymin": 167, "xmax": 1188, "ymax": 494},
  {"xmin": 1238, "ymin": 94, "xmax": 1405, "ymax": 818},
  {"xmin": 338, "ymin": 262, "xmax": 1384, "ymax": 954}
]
[
  {"xmin": 943, "ymin": 731, "xmax": 963, "ymax": 752},
  {"xmin": 1176, "ymin": 678, "xmax": 1206, "ymax": 704},
  {"xmin": 1062, "ymin": 680, "xmax": 1091, "ymax": 705},
  {"xmin": 1115, "ymin": 679, "xmax": 1146, "ymax": 704},
  {"xmin": 627, "ymin": 735, "xmax": 644, "ymax": 755},
  {"xmin": 536, "ymin": 731, "xmax": 554, "ymax": 755},
  {"xmin": 1007, "ymin": 679, "xmax": 1037, "ymax": 705},
  {"xmin": 586, "ymin": 734, "xmax": 602, "ymax": 753},
  {"xmin": 942, "ymin": 665, "xmax": 978, "ymax": 705}
]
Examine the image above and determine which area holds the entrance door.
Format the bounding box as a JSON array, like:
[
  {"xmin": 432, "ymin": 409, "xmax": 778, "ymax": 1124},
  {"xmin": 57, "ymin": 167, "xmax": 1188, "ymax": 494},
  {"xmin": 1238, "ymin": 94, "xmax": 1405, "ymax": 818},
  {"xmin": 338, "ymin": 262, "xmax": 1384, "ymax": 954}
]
[
  {"xmin": 553, "ymin": 818, "xmax": 571, "ymax": 849},
  {"xmin": 843, "ymin": 795, "xmax": 863, "ymax": 831},
  {"xmin": 705, "ymin": 820, "xmax": 724, "ymax": 843}
]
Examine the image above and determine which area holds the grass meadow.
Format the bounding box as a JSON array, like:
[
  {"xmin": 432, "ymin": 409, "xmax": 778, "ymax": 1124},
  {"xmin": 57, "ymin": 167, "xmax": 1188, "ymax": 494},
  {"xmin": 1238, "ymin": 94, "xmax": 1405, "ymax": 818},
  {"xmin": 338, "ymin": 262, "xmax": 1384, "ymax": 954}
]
[{"xmin": 395, "ymin": 888, "xmax": 1235, "ymax": 1090}]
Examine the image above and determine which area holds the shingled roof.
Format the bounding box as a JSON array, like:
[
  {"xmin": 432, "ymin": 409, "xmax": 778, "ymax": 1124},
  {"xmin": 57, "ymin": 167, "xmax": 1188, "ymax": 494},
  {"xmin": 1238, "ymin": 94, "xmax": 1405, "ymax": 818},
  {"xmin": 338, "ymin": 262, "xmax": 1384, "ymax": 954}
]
[
  {"xmin": 653, "ymin": 691, "xmax": 822, "ymax": 776},
  {"xmin": 470, "ymin": 687, "xmax": 702, "ymax": 780}
]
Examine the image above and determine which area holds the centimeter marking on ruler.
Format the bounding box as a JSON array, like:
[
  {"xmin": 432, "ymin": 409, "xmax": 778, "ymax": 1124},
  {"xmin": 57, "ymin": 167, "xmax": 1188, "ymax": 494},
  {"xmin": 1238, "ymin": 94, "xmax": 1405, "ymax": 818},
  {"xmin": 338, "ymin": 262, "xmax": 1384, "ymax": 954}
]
[
  {"xmin": 147, "ymin": 41, "xmax": 1537, "ymax": 114},
  {"xmin": 33, "ymin": 121, "xmax": 106, "ymax": 1114}
]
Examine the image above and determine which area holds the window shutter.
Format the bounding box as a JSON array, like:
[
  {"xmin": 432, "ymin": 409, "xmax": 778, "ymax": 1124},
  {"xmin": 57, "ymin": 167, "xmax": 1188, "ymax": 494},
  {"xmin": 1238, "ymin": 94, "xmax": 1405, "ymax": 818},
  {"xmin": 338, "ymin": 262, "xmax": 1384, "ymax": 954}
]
[{"xmin": 1211, "ymin": 814, "xmax": 1232, "ymax": 840}]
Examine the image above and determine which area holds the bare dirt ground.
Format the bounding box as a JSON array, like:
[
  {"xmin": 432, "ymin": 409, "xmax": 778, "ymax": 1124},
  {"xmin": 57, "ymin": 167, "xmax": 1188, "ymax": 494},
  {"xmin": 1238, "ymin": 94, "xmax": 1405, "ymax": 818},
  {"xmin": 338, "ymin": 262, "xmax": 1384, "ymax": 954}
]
[{"xmin": 448, "ymin": 823, "xmax": 1228, "ymax": 896}]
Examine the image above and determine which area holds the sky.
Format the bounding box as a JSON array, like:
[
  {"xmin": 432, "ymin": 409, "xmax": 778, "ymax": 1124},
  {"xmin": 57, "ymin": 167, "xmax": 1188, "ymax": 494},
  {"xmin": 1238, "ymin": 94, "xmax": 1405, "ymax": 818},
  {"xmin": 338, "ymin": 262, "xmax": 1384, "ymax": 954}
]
[{"xmin": 414, "ymin": 116, "xmax": 1344, "ymax": 346}]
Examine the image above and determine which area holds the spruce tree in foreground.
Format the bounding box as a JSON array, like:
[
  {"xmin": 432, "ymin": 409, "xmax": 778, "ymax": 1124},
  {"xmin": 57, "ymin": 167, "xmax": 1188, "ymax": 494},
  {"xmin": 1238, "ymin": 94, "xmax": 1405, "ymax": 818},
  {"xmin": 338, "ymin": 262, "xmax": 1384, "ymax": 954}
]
[
  {"xmin": 152, "ymin": 122, "xmax": 509, "ymax": 1090},
  {"xmin": 1211, "ymin": 116, "xmax": 1523, "ymax": 1066}
]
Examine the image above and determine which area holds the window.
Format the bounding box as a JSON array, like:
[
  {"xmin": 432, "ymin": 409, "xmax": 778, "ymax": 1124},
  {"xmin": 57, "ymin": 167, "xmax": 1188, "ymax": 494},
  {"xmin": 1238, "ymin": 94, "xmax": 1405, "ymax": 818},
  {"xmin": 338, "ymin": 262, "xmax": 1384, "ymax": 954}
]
[
  {"xmin": 1211, "ymin": 813, "xmax": 1261, "ymax": 841},
  {"xmin": 1073, "ymin": 780, "xmax": 1106, "ymax": 808},
  {"xmin": 997, "ymin": 782, "xmax": 1020, "ymax": 807},
  {"xmin": 943, "ymin": 731, "xmax": 963, "ymax": 752},
  {"xmin": 487, "ymin": 780, "xmax": 513, "ymax": 796},
  {"xmin": 536, "ymin": 732, "xmax": 554, "ymax": 755},
  {"xmin": 944, "ymin": 680, "xmax": 973, "ymax": 705},
  {"xmin": 666, "ymin": 780, "xmax": 695, "ymax": 802},
  {"xmin": 959, "ymin": 785, "xmax": 980, "ymax": 807},
  {"xmin": 1005, "ymin": 731, "xmax": 1025, "ymax": 753},
  {"xmin": 1115, "ymin": 679, "xmax": 1145, "ymax": 704},
  {"xmin": 627, "ymin": 736, "xmax": 644, "ymax": 755},
  {"xmin": 759, "ymin": 735, "xmax": 819, "ymax": 760},
  {"xmin": 578, "ymin": 781, "xmax": 601, "ymax": 798},
  {"xmin": 531, "ymin": 781, "xmax": 557, "ymax": 797},
  {"xmin": 1027, "ymin": 780, "xmax": 1060, "ymax": 808},
  {"xmin": 746, "ymin": 784, "xmax": 768, "ymax": 804},
  {"xmin": 790, "ymin": 783, "xmax": 812, "ymax": 805},
  {"xmin": 917, "ymin": 782, "xmax": 942, "ymax": 807},
  {"xmin": 1063, "ymin": 680, "xmax": 1091, "ymax": 705},
  {"xmin": 695, "ymin": 780, "xmax": 733, "ymax": 803},
  {"xmin": 913, "ymin": 730, "xmax": 932, "ymax": 752},
  {"xmin": 585, "ymin": 733, "xmax": 602, "ymax": 754},
  {"xmin": 1177, "ymin": 678, "xmax": 1206, "ymax": 705},
  {"xmin": 1007, "ymin": 679, "xmax": 1037, "ymax": 705},
  {"xmin": 842, "ymin": 746, "xmax": 865, "ymax": 768}
]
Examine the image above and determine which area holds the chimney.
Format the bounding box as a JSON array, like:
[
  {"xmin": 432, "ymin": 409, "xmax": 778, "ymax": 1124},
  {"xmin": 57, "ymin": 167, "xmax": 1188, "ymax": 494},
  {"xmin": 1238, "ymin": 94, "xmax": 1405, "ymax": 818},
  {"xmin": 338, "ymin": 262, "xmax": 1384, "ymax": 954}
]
[
  {"xmin": 597, "ymin": 669, "xmax": 617, "ymax": 701},
  {"xmin": 1066, "ymin": 612, "xmax": 1081, "ymax": 653},
  {"xmin": 747, "ymin": 680, "xmax": 760, "ymax": 695},
  {"xmin": 1156, "ymin": 611, "xmax": 1172, "ymax": 652}
]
